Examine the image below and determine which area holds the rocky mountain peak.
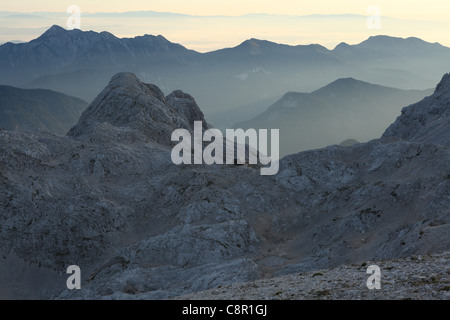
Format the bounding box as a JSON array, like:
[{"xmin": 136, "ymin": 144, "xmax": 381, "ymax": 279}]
[
  {"xmin": 108, "ymin": 72, "xmax": 167, "ymax": 102},
  {"xmin": 67, "ymin": 72, "xmax": 206, "ymax": 144},
  {"xmin": 166, "ymin": 90, "xmax": 208, "ymax": 131},
  {"xmin": 434, "ymin": 72, "xmax": 450, "ymax": 96},
  {"xmin": 38, "ymin": 25, "xmax": 68, "ymax": 40}
]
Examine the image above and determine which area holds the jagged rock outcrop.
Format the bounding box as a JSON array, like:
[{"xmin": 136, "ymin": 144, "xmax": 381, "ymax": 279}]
[
  {"xmin": 166, "ymin": 90, "xmax": 208, "ymax": 131},
  {"xmin": 67, "ymin": 72, "xmax": 207, "ymax": 145},
  {"xmin": 383, "ymin": 73, "xmax": 450, "ymax": 146},
  {"xmin": 0, "ymin": 72, "xmax": 449, "ymax": 300}
]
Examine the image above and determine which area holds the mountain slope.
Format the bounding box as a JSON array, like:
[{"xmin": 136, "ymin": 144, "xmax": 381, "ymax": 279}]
[
  {"xmin": 0, "ymin": 85, "xmax": 88, "ymax": 135},
  {"xmin": 383, "ymin": 73, "xmax": 450, "ymax": 147},
  {"xmin": 176, "ymin": 251, "xmax": 450, "ymax": 300},
  {"xmin": 235, "ymin": 78, "xmax": 433, "ymax": 156}
]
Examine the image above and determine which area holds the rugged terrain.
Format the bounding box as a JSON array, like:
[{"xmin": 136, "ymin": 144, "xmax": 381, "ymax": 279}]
[
  {"xmin": 0, "ymin": 72, "xmax": 448, "ymax": 299},
  {"xmin": 175, "ymin": 251, "xmax": 450, "ymax": 300}
]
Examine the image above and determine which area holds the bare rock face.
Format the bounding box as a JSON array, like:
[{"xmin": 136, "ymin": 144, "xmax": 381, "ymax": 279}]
[
  {"xmin": 0, "ymin": 72, "xmax": 449, "ymax": 299},
  {"xmin": 166, "ymin": 90, "xmax": 208, "ymax": 131},
  {"xmin": 383, "ymin": 73, "xmax": 450, "ymax": 147},
  {"xmin": 67, "ymin": 72, "xmax": 207, "ymax": 145}
]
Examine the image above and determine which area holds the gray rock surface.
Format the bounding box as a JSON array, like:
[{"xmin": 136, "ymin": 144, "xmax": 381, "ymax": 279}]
[
  {"xmin": 0, "ymin": 72, "xmax": 448, "ymax": 299},
  {"xmin": 175, "ymin": 252, "xmax": 450, "ymax": 300},
  {"xmin": 67, "ymin": 72, "xmax": 207, "ymax": 145},
  {"xmin": 383, "ymin": 73, "xmax": 450, "ymax": 147}
]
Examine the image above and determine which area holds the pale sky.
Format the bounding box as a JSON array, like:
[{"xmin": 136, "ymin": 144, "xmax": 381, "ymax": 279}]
[
  {"xmin": 1, "ymin": 1, "xmax": 450, "ymax": 51},
  {"xmin": 3, "ymin": 0, "xmax": 450, "ymax": 20}
]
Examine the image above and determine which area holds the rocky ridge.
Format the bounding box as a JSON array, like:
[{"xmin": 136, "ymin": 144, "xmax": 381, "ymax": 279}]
[{"xmin": 383, "ymin": 73, "xmax": 450, "ymax": 147}]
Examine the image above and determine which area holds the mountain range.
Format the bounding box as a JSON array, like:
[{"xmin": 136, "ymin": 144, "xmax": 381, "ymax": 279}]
[
  {"xmin": 1, "ymin": 25, "xmax": 450, "ymax": 124},
  {"xmin": 2, "ymin": 11, "xmax": 450, "ymax": 53},
  {"xmin": 0, "ymin": 72, "xmax": 448, "ymax": 299},
  {"xmin": 235, "ymin": 78, "xmax": 433, "ymax": 155}
]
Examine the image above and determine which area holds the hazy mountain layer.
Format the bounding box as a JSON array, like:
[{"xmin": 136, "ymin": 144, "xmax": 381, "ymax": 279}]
[
  {"xmin": 0, "ymin": 85, "xmax": 88, "ymax": 135},
  {"xmin": 235, "ymin": 78, "xmax": 433, "ymax": 156},
  {"xmin": 0, "ymin": 72, "xmax": 448, "ymax": 299},
  {"xmin": 1, "ymin": 26, "xmax": 449, "ymax": 115}
]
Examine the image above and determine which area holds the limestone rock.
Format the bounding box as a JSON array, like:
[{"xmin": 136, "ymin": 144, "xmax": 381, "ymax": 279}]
[{"xmin": 383, "ymin": 73, "xmax": 450, "ymax": 147}]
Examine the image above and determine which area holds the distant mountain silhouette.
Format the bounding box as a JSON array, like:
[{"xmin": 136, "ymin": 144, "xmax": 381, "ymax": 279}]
[
  {"xmin": 339, "ymin": 139, "xmax": 360, "ymax": 147},
  {"xmin": 0, "ymin": 85, "xmax": 88, "ymax": 135},
  {"xmin": 235, "ymin": 78, "xmax": 433, "ymax": 156},
  {"xmin": 1, "ymin": 25, "xmax": 197, "ymax": 83},
  {"xmin": 1, "ymin": 27, "xmax": 449, "ymax": 116}
]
